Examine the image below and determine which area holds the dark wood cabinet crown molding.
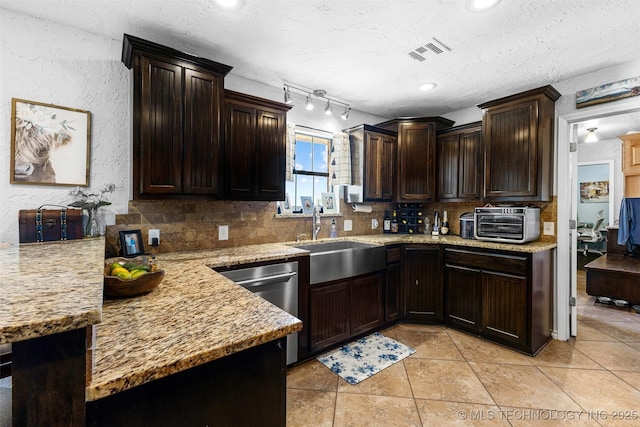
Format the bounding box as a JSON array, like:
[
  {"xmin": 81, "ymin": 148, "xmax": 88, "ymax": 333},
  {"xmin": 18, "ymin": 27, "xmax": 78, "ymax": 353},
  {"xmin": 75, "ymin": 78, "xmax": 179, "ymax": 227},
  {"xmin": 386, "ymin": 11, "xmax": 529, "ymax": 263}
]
[
  {"xmin": 477, "ymin": 85, "xmax": 561, "ymax": 109},
  {"xmin": 122, "ymin": 33, "xmax": 233, "ymax": 76}
]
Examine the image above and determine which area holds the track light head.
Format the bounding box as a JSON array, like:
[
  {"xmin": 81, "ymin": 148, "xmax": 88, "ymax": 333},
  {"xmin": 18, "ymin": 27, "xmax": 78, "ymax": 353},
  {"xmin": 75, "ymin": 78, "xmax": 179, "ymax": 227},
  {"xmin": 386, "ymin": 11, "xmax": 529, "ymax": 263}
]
[
  {"xmin": 305, "ymin": 94, "xmax": 314, "ymax": 111},
  {"xmin": 283, "ymin": 85, "xmax": 293, "ymax": 104},
  {"xmin": 324, "ymin": 100, "xmax": 333, "ymax": 115},
  {"xmin": 340, "ymin": 106, "xmax": 351, "ymax": 120}
]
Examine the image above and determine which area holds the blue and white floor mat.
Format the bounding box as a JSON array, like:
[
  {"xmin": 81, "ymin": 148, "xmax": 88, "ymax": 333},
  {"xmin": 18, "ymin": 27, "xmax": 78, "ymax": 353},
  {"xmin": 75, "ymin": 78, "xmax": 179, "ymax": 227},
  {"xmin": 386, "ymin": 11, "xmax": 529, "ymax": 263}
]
[{"xmin": 317, "ymin": 332, "xmax": 416, "ymax": 385}]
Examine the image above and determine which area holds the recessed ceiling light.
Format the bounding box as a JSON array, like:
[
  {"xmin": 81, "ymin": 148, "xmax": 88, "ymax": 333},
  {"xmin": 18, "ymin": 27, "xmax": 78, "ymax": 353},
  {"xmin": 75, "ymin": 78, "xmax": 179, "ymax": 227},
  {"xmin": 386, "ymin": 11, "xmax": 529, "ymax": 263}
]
[
  {"xmin": 466, "ymin": 0, "xmax": 501, "ymax": 12},
  {"xmin": 213, "ymin": 0, "xmax": 245, "ymax": 10},
  {"xmin": 419, "ymin": 83, "xmax": 437, "ymax": 91}
]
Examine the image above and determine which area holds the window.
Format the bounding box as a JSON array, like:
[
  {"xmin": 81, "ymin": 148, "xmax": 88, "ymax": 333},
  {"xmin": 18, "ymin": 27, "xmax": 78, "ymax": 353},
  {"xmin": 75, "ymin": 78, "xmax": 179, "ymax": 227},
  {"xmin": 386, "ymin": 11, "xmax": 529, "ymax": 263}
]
[{"xmin": 286, "ymin": 131, "xmax": 330, "ymax": 212}]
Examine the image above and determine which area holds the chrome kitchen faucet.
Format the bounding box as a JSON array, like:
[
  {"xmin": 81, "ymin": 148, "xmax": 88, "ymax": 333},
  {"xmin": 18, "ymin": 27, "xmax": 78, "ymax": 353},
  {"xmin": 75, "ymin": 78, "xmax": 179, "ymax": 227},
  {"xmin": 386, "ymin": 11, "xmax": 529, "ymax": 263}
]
[{"xmin": 312, "ymin": 206, "xmax": 321, "ymax": 240}]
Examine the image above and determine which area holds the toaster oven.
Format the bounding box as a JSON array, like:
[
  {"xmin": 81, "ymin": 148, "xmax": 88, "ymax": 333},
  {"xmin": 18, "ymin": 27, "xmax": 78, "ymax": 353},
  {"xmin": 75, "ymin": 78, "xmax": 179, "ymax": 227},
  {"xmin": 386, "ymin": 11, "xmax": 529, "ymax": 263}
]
[{"xmin": 474, "ymin": 207, "xmax": 540, "ymax": 244}]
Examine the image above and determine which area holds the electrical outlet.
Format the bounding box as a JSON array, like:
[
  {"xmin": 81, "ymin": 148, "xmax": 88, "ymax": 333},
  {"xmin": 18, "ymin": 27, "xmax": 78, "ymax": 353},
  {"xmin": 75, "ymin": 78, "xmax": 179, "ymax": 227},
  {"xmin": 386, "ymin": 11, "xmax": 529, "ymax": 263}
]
[
  {"xmin": 219, "ymin": 225, "xmax": 229, "ymax": 240},
  {"xmin": 148, "ymin": 229, "xmax": 160, "ymax": 246},
  {"xmin": 371, "ymin": 219, "xmax": 379, "ymax": 229},
  {"xmin": 344, "ymin": 220, "xmax": 353, "ymax": 232},
  {"xmin": 543, "ymin": 222, "xmax": 555, "ymax": 236}
]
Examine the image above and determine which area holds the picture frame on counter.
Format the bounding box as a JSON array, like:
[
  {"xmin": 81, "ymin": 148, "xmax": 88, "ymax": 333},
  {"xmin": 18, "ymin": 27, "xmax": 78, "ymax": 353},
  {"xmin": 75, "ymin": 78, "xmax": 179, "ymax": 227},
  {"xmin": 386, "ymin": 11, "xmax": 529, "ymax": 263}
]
[
  {"xmin": 120, "ymin": 229, "xmax": 145, "ymax": 257},
  {"xmin": 10, "ymin": 98, "xmax": 91, "ymax": 187},
  {"xmin": 300, "ymin": 196, "xmax": 314, "ymax": 214},
  {"xmin": 322, "ymin": 192, "xmax": 337, "ymax": 214}
]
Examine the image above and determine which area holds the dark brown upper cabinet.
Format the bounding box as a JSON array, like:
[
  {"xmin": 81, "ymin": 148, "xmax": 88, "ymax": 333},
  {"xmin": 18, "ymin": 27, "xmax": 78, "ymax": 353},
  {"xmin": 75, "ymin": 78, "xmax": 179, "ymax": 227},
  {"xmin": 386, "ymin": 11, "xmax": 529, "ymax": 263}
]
[
  {"xmin": 346, "ymin": 125, "xmax": 397, "ymax": 201},
  {"xmin": 122, "ymin": 34, "xmax": 232, "ymax": 199},
  {"xmin": 377, "ymin": 117, "xmax": 454, "ymax": 202},
  {"xmin": 224, "ymin": 91, "xmax": 291, "ymax": 201},
  {"xmin": 478, "ymin": 85, "xmax": 560, "ymax": 202},
  {"xmin": 437, "ymin": 122, "xmax": 482, "ymax": 202}
]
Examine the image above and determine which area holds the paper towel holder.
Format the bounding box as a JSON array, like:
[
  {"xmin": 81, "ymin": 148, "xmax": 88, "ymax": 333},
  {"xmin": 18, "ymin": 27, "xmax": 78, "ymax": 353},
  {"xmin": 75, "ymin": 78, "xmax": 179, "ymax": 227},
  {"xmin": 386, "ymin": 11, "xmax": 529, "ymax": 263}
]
[{"xmin": 352, "ymin": 203, "xmax": 373, "ymax": 213}]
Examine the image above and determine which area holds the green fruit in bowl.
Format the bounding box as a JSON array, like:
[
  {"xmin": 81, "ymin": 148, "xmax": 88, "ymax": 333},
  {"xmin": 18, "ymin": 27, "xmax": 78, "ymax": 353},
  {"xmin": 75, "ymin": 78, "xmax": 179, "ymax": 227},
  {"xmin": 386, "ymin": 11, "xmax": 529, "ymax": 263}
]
[
  {"xmin": 115, "ymin": 271, "xmax": 132, "ymax": 280},
  {"xmin": 130, "ymin": 270, "xmax": 147, "ymax": 279}
]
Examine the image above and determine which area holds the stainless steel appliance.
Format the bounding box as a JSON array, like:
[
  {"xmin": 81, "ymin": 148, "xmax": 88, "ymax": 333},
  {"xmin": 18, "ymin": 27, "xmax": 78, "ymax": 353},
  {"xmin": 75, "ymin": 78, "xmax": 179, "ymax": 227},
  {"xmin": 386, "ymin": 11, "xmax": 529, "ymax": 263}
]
[
  {"xmin": 474, "ymin": 207, "xmax": 540, "ymax": 244},
  {"xmin": 459, "ymin": 212, "xmax": 475, "ymax": 239},
  {"xmin": 217, "ymin": 261, "xmax": 298, "ymax": 364}
]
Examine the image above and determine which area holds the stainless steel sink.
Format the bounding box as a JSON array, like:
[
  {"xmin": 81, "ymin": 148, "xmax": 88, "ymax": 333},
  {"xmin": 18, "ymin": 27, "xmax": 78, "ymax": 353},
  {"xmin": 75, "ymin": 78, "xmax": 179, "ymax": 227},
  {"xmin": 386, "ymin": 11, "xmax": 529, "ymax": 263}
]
[{"xmin": 293, "ymin": 240, "xmax": 386, "ymax": 284}]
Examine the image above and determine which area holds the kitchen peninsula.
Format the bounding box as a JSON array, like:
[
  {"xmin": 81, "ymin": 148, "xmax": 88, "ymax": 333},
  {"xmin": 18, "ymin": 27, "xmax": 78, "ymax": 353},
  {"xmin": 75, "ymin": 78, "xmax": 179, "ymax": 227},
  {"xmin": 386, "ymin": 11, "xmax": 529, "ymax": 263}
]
[{"xmin": 1, "ymin": 238, "xmax": 303, "ymax": 426}]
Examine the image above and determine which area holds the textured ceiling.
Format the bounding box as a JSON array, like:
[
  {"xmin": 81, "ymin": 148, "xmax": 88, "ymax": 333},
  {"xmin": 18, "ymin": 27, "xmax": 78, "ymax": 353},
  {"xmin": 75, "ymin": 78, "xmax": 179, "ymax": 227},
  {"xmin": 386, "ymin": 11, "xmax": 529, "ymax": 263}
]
[{"xmin": 0, "ymin": 0, "xmax": 638, "ymax": 121}]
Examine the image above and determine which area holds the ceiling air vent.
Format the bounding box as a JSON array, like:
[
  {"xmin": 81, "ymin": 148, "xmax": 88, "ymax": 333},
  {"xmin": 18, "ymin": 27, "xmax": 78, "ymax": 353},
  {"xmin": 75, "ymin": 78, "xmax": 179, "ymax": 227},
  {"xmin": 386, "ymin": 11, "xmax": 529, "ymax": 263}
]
[{"xmin": 408, "ymin": 37, "xmax": 452, "ymax": 62}]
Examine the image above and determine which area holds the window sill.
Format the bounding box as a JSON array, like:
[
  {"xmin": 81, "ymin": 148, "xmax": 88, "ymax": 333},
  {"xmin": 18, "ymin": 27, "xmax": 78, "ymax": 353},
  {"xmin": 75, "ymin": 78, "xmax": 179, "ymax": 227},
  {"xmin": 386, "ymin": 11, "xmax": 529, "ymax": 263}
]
[{"xmin": 276, "ymin": 212, "xmax": 343, "ymax": 219}]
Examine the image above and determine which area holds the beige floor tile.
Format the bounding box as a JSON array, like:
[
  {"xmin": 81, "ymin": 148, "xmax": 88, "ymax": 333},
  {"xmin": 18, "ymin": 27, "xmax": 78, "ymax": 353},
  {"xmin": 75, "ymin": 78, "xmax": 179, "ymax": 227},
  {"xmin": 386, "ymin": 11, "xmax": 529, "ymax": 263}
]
[
  {"xmin": 590, "ymin": 321, "xmax": 640, "ymax": 343},
  {"xmin": 580, "ymin": 306, "xmax": 638, "ymax": 323},
  {"xmin": 572, "ymin": 321, "xmax": 619, "ymax": 343},
  {"xmin": 286, "ymin": 388, "xmax": 336, "ymax": 427},
  {"xmin": 572, "ymin": 341, "xmax": 640, "ymax": 371},
  {"xmin": 405, "ymin": 359, "xmax": 494, "ymax": 405},
  {"xmin": 500, "ymin": 406, "xmax": 601, "ymax": 426},
  {"xmin": 612, "ymin": 370, "xmax": 640, "ymax": 392},
  {"xmin": 531, "ymin": 339, "xmax": 603, "ymax": 369},
  {"xmin": 336, "ymin": 360, "xmax": 413, "ymax": 398},
  {"xmin": 540, "ymin": 367, "xmax": 640, "ymax": 416},
  {"xmin": 415, "ymin": 400, "xmax": 510, "ymax": 426},
  {"xmin": 447, "ymin": 330, "xmax": 533, "ymax": 365},
  {"xmin": 394, "ymin": 323, "xmax": 448, "ymax": 333},
  {"xmin": 394, "ymin": 329, "xmax": 464, "ymax": 361},
  {"xmin": 333, "ymin": 393, "xmax": 421, "ymax": 427},
  {"xmin": 469, "ymin": 362, "xmax": 582, "ymax": 411},
  {"xmin": 627, "ymin": 342, "xmax": 640, "ymax": 352},
  {"xmin": 288, "ymin": 359, "xmax": 338, "ymax": 392}
]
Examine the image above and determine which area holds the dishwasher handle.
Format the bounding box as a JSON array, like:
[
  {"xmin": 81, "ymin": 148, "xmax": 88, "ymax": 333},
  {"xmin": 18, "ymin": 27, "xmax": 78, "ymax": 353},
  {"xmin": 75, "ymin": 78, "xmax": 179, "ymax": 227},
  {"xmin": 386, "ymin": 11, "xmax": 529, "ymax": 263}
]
[{"xmin": 235, "ymin": 271, "xmax": 297, "ymax": 288}]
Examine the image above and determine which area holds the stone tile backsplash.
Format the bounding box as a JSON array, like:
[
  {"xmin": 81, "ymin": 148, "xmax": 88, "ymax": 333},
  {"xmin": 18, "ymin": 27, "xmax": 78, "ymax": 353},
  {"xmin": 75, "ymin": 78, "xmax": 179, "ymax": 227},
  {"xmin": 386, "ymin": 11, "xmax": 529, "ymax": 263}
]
[{"xmin": 104, "ymin": 197, "xmax": 557, "ymax": 256}]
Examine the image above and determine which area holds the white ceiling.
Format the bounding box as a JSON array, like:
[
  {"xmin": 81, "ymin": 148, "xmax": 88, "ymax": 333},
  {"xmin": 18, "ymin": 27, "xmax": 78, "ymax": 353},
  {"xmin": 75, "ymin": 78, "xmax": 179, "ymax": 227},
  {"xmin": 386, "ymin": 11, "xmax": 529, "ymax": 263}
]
[{"xmin": 1, "ymin": 0, "xmax": 639, "ymax": 127}]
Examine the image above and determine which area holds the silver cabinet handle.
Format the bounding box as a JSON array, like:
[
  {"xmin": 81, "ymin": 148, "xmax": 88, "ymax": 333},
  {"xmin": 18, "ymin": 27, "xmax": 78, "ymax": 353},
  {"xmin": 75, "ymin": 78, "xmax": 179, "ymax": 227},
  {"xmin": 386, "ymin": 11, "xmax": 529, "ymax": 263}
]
[{"xmin": 235, "ymin": 271, "xmax": 297, "ymax": 288}]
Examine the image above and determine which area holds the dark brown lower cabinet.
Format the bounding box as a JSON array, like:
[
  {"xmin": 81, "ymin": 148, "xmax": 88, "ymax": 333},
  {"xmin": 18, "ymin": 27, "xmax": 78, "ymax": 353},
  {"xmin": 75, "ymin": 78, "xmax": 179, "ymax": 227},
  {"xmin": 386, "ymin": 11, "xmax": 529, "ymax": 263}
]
[
  {"xmin": 385, "ymin": 245, "xmax": 401, "ymax": 322},
  {"xmin": 309, "ymin": 271, "xmax": 384, "ymax": 354},
  {"xmin": 87, "ymin": 338, "xmax": 286, "ymax": 426},
  {"xmin": 402, "ymin": 245, "xmax": 443, "ymax": 322},
  {"xmin": 444, "ymin": 246, "xmax": 552, "ymax": 355}
]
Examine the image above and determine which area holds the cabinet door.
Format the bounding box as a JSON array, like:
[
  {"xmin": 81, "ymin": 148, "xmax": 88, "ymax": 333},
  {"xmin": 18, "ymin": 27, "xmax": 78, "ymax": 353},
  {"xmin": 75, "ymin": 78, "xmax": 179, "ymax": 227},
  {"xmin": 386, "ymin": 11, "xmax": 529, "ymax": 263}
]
[
  {"xmin": 385, "ymin": 263, "xmax": 401, "ymax": 322},
  {"xmin": 403, "ymin": 246, "xmax": 442, "ymax": 321},
  {"xmin": 364, "ymin": 132, "xmax": 396, "ymax": 201},
  {"xmin": 138, "ymin": 56, "xmax": 183, "ymax": 195},
  {"xmin": 350, "ymin": 273, "xmax": 384, "ymax": 336},
  {"xmin": 364, "ymin": 132, "xmax": 383, "ymax": 200},
  {"xmin": 398, "ymin": 122, "xmax": 436, "ymax": 201},
  {"xmin": 445, "ymin": 264, "xmax": 481, "ymax": 333},
  {"xmin": 458, "ymin": 129, "xmax": 482, "ymax": 199},
  {"xmin": 309, "ymin": 281, "xmax": 350, "ymax": 352},
  {"xmin": 183, "ymin": 68, "xmax": 223, "ymax": 196},
  {"xmin": 437, "ymin": 133, "xmax": 459, "ymax": 200},
  {"xmin": 225, "ymin": 102, "xmax": 257, "ymax": 198},
  {"xmin": 255, "ymin": 109, "xmax": 286, "ymax": 200},
  {"xmin": 484, "ymin": 100, "xmax": 538, "ymax": 199},
  {"xmin": 481, "ymin": 271, "xmax": 527, "ymax": 346}
]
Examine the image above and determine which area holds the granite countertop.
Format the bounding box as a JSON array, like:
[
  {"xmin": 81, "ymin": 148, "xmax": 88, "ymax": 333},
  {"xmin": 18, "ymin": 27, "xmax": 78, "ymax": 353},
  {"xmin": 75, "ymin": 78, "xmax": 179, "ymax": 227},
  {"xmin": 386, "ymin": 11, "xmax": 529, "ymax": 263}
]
[
  {"xmin": 88, "ymin": 247, "xmax": 306, "ymax": 402},
  {"xmin": 333, "ymin": 234, "xmax": 557, "ymax": 253},
  {"xmin": 0, "ymin": 238, "xmax": 104, "ymax": 344}
]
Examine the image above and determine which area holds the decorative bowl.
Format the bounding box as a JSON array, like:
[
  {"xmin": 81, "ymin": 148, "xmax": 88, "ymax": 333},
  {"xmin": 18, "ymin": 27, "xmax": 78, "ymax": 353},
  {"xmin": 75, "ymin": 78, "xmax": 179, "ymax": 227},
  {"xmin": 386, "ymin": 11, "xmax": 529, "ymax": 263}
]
[{"xmin": 104, "ymin": 256, "xmax": 164, "ymax": 298}]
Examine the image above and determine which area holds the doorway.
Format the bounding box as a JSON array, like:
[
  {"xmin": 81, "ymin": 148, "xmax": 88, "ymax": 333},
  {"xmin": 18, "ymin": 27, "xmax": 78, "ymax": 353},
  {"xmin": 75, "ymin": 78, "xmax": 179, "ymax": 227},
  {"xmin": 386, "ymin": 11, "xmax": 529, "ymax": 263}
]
[{"xmin": 557, "ymin": 98, "xmax": 640, "ymax": 340}]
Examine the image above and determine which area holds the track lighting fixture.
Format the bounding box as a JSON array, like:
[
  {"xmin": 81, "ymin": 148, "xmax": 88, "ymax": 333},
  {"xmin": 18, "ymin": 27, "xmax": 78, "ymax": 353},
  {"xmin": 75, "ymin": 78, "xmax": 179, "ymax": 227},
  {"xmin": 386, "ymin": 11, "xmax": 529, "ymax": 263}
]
[{"xmin": 282, "ymin": 83, "xmax": 351, "ymax": 120}]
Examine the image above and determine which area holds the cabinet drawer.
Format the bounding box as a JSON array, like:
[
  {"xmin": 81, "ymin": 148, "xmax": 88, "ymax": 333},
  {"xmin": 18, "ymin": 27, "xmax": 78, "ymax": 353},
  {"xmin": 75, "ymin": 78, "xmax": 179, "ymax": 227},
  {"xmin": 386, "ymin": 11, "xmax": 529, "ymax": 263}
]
[
  {"xmin": 445, "ymin": 248, "xmax": 528, "ymax": 276},
  {"xmin": 386, "ymin": 246, "xmax": 401, "ymax": 264}
]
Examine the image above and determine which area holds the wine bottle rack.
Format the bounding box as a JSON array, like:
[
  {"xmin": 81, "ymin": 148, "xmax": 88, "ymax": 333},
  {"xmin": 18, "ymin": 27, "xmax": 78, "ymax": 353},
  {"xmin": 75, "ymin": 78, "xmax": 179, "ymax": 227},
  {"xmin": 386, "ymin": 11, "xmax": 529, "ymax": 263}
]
[{"xmin": 395, "ymin": 203, "xmax": 424, "ymax": 234}]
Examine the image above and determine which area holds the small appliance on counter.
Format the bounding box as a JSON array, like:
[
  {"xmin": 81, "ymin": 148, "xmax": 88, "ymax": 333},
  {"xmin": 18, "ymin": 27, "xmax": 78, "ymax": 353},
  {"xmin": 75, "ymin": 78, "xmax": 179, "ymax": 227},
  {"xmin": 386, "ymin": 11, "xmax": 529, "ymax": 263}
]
[
  {"xmin": 459, "ymin": 212, "xmax": 475, "ymax": 239},
  {"xmin": 474, "ymin": 206, "xmax": 540, "ymax": 244}
]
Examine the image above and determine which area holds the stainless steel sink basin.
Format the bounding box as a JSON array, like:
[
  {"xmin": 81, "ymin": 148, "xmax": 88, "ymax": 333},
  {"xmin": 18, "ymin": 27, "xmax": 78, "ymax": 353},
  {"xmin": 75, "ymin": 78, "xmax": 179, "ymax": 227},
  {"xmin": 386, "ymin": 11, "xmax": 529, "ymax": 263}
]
[{"xmin": 293, "ymin": 240, "xmax": 386, "ymax": 284}]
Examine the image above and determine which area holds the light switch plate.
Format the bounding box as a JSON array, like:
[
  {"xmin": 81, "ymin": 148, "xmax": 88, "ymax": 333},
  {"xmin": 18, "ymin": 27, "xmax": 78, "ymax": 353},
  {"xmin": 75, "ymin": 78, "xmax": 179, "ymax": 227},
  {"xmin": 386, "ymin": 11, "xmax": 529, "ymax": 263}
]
[
  {"xmin": 543, "ymin": 222, "xmax": 555, "ymax": 236},
  {"xmin": 148, "ymin": 229, "xmax": 160, "ymax": 246},
  {"xmin": 344, "ymin": 220, "xmax": 353, "ymax": 232},
  {"xmin": 219, "ymin": 225, "xmax": 229, "ymax": 240}
]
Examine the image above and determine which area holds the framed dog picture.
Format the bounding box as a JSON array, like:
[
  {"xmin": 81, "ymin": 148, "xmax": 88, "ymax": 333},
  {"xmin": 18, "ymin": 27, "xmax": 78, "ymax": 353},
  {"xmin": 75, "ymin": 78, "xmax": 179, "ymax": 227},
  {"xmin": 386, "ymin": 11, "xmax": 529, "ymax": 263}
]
[{"xmin": 10, "ymin": 98, "xmax": 91, "ymax": 186}]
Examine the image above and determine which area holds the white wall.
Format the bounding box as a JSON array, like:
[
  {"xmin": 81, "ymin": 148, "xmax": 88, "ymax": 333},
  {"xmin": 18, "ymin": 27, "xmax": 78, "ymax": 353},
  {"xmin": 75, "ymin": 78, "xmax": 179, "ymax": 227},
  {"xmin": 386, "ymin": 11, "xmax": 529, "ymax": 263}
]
[
  {"xmin": 0, "ymin": 9, "xmax": 387, "ymax": 244},
  {"xmin": 0, "ymin": 9, "xmax": 130, "ymax": 244}
]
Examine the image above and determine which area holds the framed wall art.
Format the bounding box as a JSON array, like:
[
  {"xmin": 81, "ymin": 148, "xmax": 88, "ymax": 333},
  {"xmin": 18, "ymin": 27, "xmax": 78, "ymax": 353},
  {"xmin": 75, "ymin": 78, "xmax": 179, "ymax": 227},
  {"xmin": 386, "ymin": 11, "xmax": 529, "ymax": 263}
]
[
  {"xmin": 10, "ymin": 98, "xmax": 91, "ymax": 186},
  {"xmin": 576, "ymin": 76, "xmax": 640, "ymax": 109},
  {"xmin": 322, "ymin": 192, "xmax": 337, "ymax": 214}
]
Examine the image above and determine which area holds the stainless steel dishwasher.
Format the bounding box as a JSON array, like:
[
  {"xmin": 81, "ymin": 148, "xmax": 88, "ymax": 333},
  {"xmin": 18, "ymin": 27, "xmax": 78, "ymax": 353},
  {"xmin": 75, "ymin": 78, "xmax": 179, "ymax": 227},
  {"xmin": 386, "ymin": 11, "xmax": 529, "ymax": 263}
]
[{"xmin": 217, "ymin": 261, "xmax": 298, "ymax": 365}]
